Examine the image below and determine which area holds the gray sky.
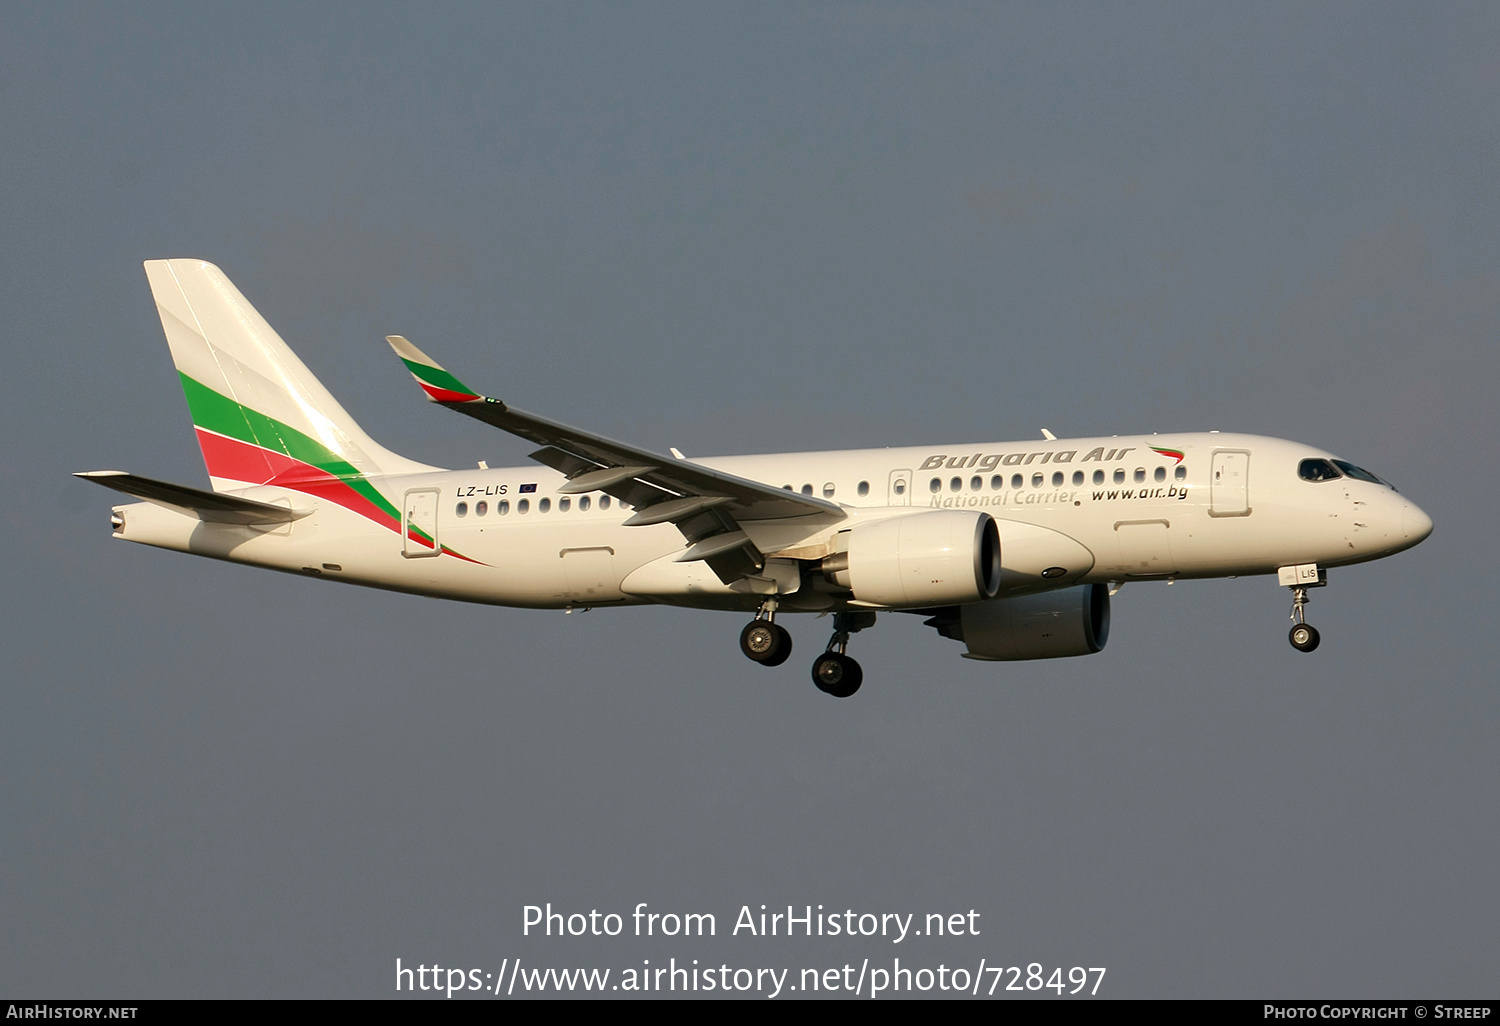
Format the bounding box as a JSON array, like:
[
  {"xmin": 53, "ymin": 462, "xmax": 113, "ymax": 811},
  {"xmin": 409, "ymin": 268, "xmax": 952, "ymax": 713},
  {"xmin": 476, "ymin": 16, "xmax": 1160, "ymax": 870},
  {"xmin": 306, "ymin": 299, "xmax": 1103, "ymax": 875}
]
[{"xmin": 3, "ymin": 2, "xmax": 1496, "ymax": 998}]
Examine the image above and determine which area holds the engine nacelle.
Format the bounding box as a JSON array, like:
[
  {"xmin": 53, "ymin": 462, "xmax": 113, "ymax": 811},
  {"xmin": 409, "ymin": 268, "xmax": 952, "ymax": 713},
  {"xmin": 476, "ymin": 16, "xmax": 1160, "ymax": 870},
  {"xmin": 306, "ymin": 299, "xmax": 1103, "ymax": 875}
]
[
  {"xmin": 991, "ymin": 519, "xmax": 1096, "ymax": 594},
  {"xmin": 955, "ymin": 583, "xmax": 1110, "ymax": 661},
  {"xmin": 823, "ymin": 511, "xmax": 1001, "ymax": 607}
]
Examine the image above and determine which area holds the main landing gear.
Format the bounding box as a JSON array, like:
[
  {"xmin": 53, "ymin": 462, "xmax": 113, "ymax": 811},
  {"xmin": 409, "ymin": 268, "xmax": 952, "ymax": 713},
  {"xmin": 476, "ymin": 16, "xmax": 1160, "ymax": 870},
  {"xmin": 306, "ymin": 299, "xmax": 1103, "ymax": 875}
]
[
  {"xmin": 1282, "ymin": 564, "xmax": 1328, "ymax": 653},
  {"xmin": 738, "ymin": 606, "xmax": 876, "ymax": 698},
  {"xmin": 811, "ymin": 611, "xmax": 876, "ymax": 699},
  {"xmin": 740, "ymin": 599, "xmax": 792, "ymax": 667}
]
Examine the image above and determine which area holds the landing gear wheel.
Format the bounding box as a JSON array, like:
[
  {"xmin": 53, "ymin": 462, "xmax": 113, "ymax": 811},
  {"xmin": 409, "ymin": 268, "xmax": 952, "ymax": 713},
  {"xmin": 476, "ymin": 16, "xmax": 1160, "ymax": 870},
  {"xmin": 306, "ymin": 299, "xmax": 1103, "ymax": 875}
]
[
  {"xmin": 761, "ymin": 625, "xmax": 792, "ymax": 666},
  {"xmin": 1284, "ymin": 575, "xmax": 1326, "ymax": 654},
  {"xmin": 1289, "ymin": 623, "xmax": 1321, "ymax": 653},
  {"xmin": 741, "ymin": 621, "xmax": 792, "ymax": 665},
  {"xmin": 811, "ymin": 652, "xmax": 863, "ymax": 698}
]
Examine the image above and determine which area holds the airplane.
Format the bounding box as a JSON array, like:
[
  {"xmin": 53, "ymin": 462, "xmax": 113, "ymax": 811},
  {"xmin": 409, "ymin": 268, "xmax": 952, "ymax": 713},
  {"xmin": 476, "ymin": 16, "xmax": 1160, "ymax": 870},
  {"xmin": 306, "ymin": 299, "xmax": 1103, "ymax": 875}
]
[{"xmin": 78, "ymin": 260, "xmax": 1434, "ymax": 698}]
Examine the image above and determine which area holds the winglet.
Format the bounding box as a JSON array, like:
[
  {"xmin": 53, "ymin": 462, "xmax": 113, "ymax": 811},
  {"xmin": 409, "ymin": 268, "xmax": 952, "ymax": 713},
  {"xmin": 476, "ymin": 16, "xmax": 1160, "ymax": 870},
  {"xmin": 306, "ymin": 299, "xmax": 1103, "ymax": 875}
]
[{"xmin": 386, "ymin": 336, "xmax": 484, "ymax": 404}]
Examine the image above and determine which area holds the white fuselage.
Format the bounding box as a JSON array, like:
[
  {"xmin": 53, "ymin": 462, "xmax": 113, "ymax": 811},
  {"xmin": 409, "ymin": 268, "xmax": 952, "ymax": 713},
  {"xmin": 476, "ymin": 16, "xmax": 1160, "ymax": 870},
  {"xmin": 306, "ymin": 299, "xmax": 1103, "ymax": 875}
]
[{"xmin": 110, "ymin": 431, "xmax": 1432, "ymax": 614}]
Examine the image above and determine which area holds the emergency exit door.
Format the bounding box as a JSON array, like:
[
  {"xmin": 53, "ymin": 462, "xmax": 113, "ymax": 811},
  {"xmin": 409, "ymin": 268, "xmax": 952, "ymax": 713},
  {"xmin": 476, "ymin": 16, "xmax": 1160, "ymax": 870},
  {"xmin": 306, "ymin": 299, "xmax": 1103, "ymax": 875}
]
[{"xmin": 888, "ymin": 469, "xmax": 912, "ymax": 505}]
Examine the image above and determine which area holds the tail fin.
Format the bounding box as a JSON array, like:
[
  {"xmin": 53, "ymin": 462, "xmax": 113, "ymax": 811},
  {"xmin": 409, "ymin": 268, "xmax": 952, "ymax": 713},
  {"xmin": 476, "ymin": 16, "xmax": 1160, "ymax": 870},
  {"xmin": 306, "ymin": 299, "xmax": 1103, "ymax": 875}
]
[{"xmin": 143, "ymin": 259, "xmax": 435, "ymax": 491}]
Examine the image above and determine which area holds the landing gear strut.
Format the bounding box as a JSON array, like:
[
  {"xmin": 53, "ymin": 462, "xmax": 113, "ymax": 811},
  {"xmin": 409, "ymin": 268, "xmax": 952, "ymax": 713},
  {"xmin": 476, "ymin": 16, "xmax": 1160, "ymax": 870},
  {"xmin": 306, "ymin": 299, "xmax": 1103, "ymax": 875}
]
[
  {"xmin": 812, "ymin": 611, "xmax": 875, "ymax": 698},
  {"xmin": 740, "ymin": 598, "xmax": 792, "ymax": 667},
  {"xmin": 1282, "ymin": 564, "xmax": 1327, "ymax": 653}
]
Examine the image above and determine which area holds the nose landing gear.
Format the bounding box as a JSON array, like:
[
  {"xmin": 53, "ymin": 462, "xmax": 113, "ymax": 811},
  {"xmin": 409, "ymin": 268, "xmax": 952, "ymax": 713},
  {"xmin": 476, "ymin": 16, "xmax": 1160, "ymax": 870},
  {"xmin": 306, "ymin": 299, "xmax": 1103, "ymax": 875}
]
[
  {"xmin": 1280, "ymin": 563, "xmax": 1327, "ymax": 653},
  {"xmin": 812, "ymin": 611, "xmax": 875, "ymax": 698},
  {"xmin": 1289, "ymin": 620, "xmax": 1320, "ymax": 652},
  {"xmin": 740, "ymin": 598, "xmax": 792, "ymax": 667}
]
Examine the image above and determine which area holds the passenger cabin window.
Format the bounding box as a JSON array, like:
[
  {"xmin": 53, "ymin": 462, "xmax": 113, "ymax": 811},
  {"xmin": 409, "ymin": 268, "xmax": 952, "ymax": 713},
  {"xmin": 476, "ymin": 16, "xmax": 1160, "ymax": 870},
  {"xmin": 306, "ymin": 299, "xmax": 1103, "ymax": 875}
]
[
  {"xmin": 518, "ymin": 499, "xmax": 529, "ymax": 514},
  {"xmin": 1031, "ymin": 473, "xmax": 1043, "ymax": 487},
  {"xmin": 455, "ymin": 501, "xmax": 468, "ymax": 517},
  {"xmin": 1174, "ymin": 465, "xmax": 1187, "ymax": 481},
  {"xmin": 991, "ymin": 475, "xmax": 1003, "ymax": 490},
  {"xmin": 1093, "ymin": 470, "xmax": 1104, "ymax": 485},
  {"xmin": 930, "ymin": 478, "xmax": 942, "ymax": 493},
  {"xmin": 801, "ymin": 484, "xmax": 813, "ymax": 496},
  {"xmin": 892, "ymin": 480, "xmax": 906, "ymax": 495},
  {"xmin": 498, "ymin": 500, "xmax": 510, "ymax": 515},
  {"xmin": 1134, "ymin": 468, "xmax": 1146, "ymax": 483},
  {"xmin": 970, "ymin": 476, "xmax": 982, "ymax": 491},
  {"xmin": 1011, "ymin": 474, "xmax": 1023, "ymax": 489},
  {"xmin": 579, "ymin": 496, "xmax": 590, "ymax": 511},
  {"xmin": 1154, "ymin": 466, "xmax": 1166, "ymax": 482},
  {"xmin": 857, "ymin": 481, "xmax": 869, "ymax": 497},
  {"xmin": 1298, "ymin": 458, "xmax": 1342, "ymax": 482},
  {"xmin": 559, "ymin": 497, "xmax": 570, "ymax": 512},
  {"xmin": 539, "ymin": 497, "xmax": 551, "ymax": 513},
  {"xmin": 823, "ymin": 482, "xmax": 835, "ymax": 498},
  {"xmin": 1073, "ymin": 471, "xmax": 1084, "ymax": 486},
  {"xmin": 1114, "ymin": 469, "xmax": 1125, "ymax": 484},
  {"xmin": 1051, "ymin": 471, "xmax": 1063, "ymax": 486},
  {"xmin": 476, "ymin": 500, "xmax": 488, "ymax": 516},
  {"xmin": 599, "ymin": 496, "xmax": 611, "ymax": 509},
  {"xmin": 950, "ymin": 477, "xmax": 962, "ymax": 492}
]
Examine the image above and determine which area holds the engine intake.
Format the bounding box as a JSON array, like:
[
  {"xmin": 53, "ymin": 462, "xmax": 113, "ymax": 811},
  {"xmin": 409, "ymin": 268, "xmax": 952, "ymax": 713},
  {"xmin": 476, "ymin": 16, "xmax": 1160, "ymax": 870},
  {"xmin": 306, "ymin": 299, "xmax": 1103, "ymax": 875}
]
[{"xmin": 822, "ymin": 511, "xmax": 1001, "ymax": 607}]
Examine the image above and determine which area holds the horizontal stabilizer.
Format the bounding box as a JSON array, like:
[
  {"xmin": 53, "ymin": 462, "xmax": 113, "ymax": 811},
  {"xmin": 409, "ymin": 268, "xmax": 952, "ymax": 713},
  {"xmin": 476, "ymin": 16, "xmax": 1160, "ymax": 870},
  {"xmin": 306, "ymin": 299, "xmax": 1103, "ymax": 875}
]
[{"xmin": 75, "ymin": 471, "xmax": 312, "ymax": 524}]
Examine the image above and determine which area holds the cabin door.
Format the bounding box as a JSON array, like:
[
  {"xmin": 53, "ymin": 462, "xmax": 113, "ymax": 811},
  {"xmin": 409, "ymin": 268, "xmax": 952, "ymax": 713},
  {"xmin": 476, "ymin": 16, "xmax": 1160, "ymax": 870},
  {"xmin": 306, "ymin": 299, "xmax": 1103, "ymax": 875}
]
[
  {"xmin": 402, "ymin": 489, "xmax": 441, "ymax": 558},
  {"xmin": 1209, "ymin": 451, "xmax": 1251, "ymax": 517}
]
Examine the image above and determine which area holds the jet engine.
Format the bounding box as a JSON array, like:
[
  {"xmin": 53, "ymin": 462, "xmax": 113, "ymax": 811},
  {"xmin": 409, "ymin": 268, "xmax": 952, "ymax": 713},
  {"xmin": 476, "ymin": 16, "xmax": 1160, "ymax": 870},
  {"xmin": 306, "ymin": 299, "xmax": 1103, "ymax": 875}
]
[
  {"xmin": 931, "ymin": 583, "xmax": 1110, "ymax": 661},
  {"xmin": 821, "ymin": 511, "xmax": 1001, "ymax": 607}
]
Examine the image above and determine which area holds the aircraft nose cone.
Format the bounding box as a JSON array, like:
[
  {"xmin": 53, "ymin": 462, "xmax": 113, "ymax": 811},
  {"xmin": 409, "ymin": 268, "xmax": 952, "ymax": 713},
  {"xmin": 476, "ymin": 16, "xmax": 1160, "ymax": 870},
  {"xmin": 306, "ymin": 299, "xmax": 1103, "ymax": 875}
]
[{"xmin": 1404, "ymin": 502, "xmax": 1434, "ymax": 545}]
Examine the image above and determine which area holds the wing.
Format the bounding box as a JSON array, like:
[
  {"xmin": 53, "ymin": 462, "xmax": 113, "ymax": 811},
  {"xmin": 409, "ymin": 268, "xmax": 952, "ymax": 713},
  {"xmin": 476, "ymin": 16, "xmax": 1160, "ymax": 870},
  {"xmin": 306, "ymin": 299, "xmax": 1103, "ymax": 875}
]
[
  {"xmin": 75, "ymin": 471, "xmax": 312, "ymax": 524},
  {"xmin": 387, "ymin": 336, "xmax": 844, "ymax": 582}
]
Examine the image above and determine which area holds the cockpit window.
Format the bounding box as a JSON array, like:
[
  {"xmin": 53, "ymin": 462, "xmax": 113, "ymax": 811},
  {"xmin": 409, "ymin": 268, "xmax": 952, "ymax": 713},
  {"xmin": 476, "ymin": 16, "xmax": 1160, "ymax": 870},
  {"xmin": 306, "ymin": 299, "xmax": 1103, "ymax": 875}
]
[
  {"xmin": 1298, "ymin": 458, "xmax": 1342, "ymax": 482},
  {"xmin": 1332, "ymin": 459, "xmax": 1387, "ymax": 486}
]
